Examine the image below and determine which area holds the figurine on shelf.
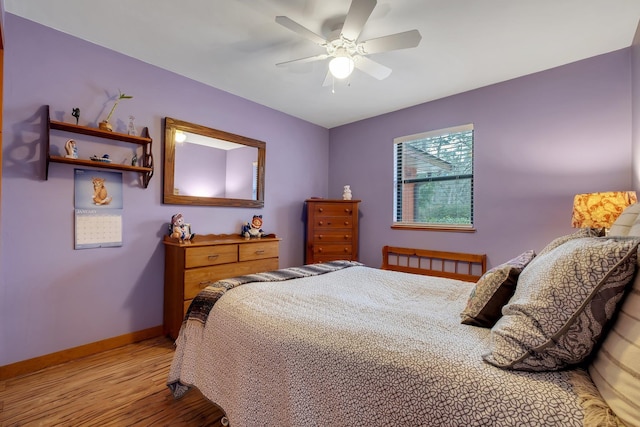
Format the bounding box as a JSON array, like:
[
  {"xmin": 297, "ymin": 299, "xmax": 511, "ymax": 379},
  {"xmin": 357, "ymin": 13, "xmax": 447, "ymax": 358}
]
[
  {"xmin": 99, "ymin": 89, "xmax": 133, "ymax": 132},
  {"xmin": 127, "ymin": 115, "xmax": 137, "ymax": 136},
  {"xmin": 170, "ymin": 213, "xmax": 195, "ymax": 243},
  {"xmin": 131, "ymin": 153, "xmax": 138, "ymax": 167},
  {"xmin": 241, "ymin": 215, "xmax": 265, "ymax": 239},
  {"xmin": 71, "ymin": 108, "xmax": 80, "ymax": 125},
  {"xmin": 64, "ymin": 139, "xmax": 78, "ymax": 159}
]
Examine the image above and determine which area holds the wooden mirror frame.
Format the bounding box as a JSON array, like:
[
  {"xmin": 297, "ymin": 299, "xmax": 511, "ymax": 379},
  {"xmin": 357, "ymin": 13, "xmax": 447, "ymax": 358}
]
[{"xmin": 163, "ymin": 117, "xmax": 265, "ymax": 207}]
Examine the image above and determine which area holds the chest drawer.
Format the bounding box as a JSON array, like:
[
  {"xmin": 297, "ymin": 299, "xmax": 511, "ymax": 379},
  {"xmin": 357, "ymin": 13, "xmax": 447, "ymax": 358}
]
[
  {"xmin": 313, "ymin": 217, "xmax": 354, "ymax": 229},
  {"xmin": 311, "ymin": 203, "xmax": 357, "ymax": 217},
  {"xmin": 185, "ymin": 244, "xmax": 238, "ymax": 268},
  {"xmin": 239, "ymin": 241, "xmax": 279, "ymax": 261},
  {"xmin": 312, "ymin": 244, "xmax": 353, "ymax": 256},
  {"xmin": 312, "ymin": 230, "xmax": 353, "ymax": 242}
]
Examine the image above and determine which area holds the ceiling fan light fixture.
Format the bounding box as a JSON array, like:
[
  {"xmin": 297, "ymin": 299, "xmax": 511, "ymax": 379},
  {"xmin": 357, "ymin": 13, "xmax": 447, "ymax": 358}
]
[{"xmin": 329, "ymin": 55, "xmax": 355, "ymax": 79}]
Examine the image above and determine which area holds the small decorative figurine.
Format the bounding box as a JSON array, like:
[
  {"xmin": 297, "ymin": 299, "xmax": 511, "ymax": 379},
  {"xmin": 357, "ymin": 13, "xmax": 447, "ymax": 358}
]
[
  {"xmin": 72, "ymin": 107, "xmax": 80, "ymax": 125},
  {"xmin": 64, "ymin": 139, "xmax": 78, "ymax": 159},
  {"xmin": 343, "ymin": 185, "xmax": 352, "ymax": 200},
  {"xmin": 131, "ymin": 153, "xmax": 138, "ymax": 166},
  {"xmin": 170, "ymin": 213, "xmax": 195, "ymax": 243},
  {"xmin": 241, "ymin": 215, "xmax": 265, "ymax": 238},
  {"xmin": 99, "ymin": 89, "xmax": 133, "ymax": 132},
  {"xmin": 127, "ymin": 115, "xmax": 137, "ymax": 136}
]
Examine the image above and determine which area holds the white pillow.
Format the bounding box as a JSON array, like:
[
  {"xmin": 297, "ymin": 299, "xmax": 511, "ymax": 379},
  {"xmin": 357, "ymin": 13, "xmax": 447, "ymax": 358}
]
[
  {"xmin": 588, "ymin": 202, "xmax": 640, "ymax": 426},
  {"xmin": 609, "ymin": 203, "xmax": 640, "ymax": 236}
]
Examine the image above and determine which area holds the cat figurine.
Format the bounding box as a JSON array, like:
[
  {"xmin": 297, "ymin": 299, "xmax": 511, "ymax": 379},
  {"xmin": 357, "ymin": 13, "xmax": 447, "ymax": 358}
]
[{"xmin": 92, "ymin": 177, "xmax": 112, "ymax": 205}]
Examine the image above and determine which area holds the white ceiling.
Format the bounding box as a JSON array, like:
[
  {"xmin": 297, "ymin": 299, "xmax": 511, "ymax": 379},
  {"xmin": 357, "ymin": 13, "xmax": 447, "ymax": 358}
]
[{"xmin": 5, "ymin": 0, "xmax": 640, "ymax": 128}]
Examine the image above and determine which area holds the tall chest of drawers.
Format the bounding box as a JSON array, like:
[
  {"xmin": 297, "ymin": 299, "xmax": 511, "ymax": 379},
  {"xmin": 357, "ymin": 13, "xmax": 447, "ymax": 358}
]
[
  {"xmin": 163, "ymin": 234, "xmax": 280, "ymax": 339},
  {"xmin": 305, "ymin": 199, "xmax": 360, "ymax": 264}
]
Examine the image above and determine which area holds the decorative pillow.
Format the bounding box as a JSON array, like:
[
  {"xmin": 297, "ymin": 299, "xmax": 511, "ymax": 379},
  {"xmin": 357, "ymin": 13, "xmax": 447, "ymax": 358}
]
[
  {"xmin": 588, "ymin": 272, "xmax": 640, "ymax": 426},
  {"xmin": 537, "ymin": 227, "xmax": 604, "ymax": 257},
  {"xmin": 588, "ymin": 202, "xmax": 640, "ymax": 426},
  {"xmin": 460, "ymin": 250, "xmax": 536, "ymax": 328},
  {"xmin": 483, "ymin": 237, "xmax": 639, "ymax": 371},
  {"xmin": 608, "ymin": 202, "xmax": 640, "ymax": 237}
]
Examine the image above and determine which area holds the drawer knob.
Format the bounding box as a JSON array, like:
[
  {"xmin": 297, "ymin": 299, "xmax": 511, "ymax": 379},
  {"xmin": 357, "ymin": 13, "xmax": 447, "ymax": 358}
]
[
  {"xmin": 318, "ymin": 235, "xmax": 323, "ymax": 240},
  {"xmin": 208, "ymin": 255, "xmax": 219, "ymax": 260},
  {"xmin": 318, "ymin": 248, "xmax": 323, "ymax": 253},
  {"xmin": 255, "ymin": 249, "xmax": 265, "ymax": 255},
  {"xmin": 199, "ymin": 280, "xmax": 212, "ymax": 287},
  {"xmin": 344, "ymin": 209, "xmax": 351, "ymax": 213},
  {"xmin": 343, "ymin": 221, "xmax": 350, "ymax": 226},
  {"xmin": 344, "ymin": 248, "xmax": 349, "ymax": 252},
  {"xmin": 318, "ymin": 208, "xmax": 324, "ymax": 213}
]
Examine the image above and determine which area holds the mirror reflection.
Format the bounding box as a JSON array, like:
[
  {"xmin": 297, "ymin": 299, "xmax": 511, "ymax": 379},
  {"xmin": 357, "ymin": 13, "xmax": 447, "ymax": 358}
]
[{"xmin": 163, "ymin": 118, "xmax": 265, "ymax": 207}]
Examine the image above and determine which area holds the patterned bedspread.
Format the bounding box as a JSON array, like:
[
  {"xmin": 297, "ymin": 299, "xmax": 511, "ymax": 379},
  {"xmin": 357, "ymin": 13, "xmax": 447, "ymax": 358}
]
[{"xmin": 167, "ymin": 264, "xmax": 586, "ymax": 426}]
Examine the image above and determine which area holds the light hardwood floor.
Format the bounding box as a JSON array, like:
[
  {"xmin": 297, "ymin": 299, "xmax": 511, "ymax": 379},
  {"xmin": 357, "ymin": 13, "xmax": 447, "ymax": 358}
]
[{"xmin": 0, "ymin": 336, "xmax": 225, "ymax": 426}]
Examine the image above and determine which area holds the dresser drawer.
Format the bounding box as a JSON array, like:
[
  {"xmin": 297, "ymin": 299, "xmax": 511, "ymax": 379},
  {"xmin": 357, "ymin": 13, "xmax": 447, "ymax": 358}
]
[
  {"xmin": 312, "ymin": 230, "xmax": 353, "ymax": 242},
  {"xmin": 185, "ymin": 244, "xmax": 238, "ymax": 268},
  {"xmin": 314, "ymin": 217, "xmax": 354, "ymax": 229},
  {"xmin": 312, "ymin": 244, "xmax": 353, "ymax": 257},
  {"xmin": 184, "ymin": 258, "xmax": 280, "ymax": 300},
  {"xmin": 311, "ymin": 203, "xmax": 357, "ymax": 217},
  {"xmin": 239, "ymin": 241, "xmax": 279, "ymax": 261}
]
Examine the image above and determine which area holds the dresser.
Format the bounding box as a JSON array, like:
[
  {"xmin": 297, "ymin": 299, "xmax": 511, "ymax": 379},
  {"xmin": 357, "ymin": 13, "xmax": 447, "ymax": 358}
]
[
  {"xmin": 163, "ymin": 233, "xmax": 280, "ymax": 339},
  {"xmin": 305, "ymin": 199, "xmax": 360, "ymax": 264}
]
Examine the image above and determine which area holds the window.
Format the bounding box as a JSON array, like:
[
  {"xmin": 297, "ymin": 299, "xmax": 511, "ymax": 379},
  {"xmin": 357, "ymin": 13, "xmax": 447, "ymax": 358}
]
[{"xmin": 393, "ymin": 124, "xmax": 474, "ymax": 229}]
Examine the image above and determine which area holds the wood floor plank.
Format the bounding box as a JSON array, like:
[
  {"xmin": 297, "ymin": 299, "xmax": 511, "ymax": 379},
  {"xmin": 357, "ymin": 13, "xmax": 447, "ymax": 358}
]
[{"xmin": 0, "ymin": 336, "xmax": 225, "ymax": 426}]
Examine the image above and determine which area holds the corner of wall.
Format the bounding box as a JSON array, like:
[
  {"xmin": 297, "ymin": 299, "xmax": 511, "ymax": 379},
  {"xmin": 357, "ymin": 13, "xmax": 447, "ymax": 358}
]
[{"xmin": 632, "ymin": 19, "xmax": 640, "ymax": 191}]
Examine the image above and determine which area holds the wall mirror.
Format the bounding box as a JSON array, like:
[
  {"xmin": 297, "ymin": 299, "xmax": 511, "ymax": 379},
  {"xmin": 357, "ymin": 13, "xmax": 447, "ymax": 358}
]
[{"xmin": 163, "ymin": 117, "xmax": 266, "ymax": 207}]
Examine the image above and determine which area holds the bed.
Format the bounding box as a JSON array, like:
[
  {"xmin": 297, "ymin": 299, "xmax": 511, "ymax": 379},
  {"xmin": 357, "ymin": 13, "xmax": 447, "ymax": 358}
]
[{"xmin": 168, "ymin": 213, "xmax": 640, "ymax": 426}]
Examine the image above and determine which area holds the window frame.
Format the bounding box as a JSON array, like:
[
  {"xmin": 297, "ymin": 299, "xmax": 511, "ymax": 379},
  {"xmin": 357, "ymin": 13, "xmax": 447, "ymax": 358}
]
[{"xmin": 392, "ymin": 124, "xmax": 475, "ymax": 232}]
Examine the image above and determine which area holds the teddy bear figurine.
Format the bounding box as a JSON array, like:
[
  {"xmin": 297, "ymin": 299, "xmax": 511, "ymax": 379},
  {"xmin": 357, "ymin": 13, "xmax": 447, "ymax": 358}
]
[
  {"xmin": 241, "ymin": 215, "xmax": 265, "ymax": 238},
  {"xmin": 170, "ymin": 213, "xmax": 195, "ymax": 242}
]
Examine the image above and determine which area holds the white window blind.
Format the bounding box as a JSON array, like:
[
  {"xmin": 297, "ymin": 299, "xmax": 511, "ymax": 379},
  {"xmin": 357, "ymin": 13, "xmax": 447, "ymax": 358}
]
[{"xmin": 393, "ymin": 124, "xmax": 474, "ymax": 228}]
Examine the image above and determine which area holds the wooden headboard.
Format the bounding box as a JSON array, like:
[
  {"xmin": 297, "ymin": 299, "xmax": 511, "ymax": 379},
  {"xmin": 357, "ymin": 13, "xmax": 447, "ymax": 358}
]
[{"xmin": 381, "ymin": 246, "xmax": 487, "ymax": 282}]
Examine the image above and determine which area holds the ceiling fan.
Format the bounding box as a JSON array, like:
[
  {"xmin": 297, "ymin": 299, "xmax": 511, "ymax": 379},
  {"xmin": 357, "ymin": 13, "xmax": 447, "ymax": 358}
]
[{"xmin": 275, "ymin": 0, "xmax": 422, "ymax": 86}]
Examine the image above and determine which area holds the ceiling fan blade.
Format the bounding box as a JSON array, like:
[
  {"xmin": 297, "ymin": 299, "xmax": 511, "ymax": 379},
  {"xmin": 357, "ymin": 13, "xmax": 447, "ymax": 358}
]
[
  {"xmin": 359, "ymin": 29, "xmax": 422, "ymax": 54},
  {"xmin": 354, "ymin": 55, "xmax": 391, "ymax": 80},
  {"xmin": 275, "ymin": 16, "xmax": 327, "ymax": 46},
  {"xmin": 276, "ymin": 53, "xmax": 329, "ymax": 67},
  {"xmin": 322, "ymin": 71, "xmax": 332, "ymax": 87},
  {"xmin": 341, "ymin": 0, "xmax": 377, "ymax": 42}
]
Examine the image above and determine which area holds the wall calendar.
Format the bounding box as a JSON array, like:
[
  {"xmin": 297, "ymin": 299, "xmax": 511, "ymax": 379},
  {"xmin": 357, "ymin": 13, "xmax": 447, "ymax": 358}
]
[{"xmin": 74, "ymin": 169, "xmax": 124, "ymax": 249}]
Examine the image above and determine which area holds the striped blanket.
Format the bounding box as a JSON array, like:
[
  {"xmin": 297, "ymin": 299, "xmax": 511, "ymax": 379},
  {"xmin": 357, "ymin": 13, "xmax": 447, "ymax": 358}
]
[{"xmin": 184, "ymin": 260, "xmax": 364, "ymax": 325}]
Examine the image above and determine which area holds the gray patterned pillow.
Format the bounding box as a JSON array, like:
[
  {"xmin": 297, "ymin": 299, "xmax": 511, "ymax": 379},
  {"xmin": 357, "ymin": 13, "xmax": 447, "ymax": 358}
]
[
  {"xmin": 537, "ymin": 227, "xmax": 604, "ymax": 257},
  {"xmin": 460, "ymin": 250, "xmax": 536, "ymax": 328},
  {"xmin": 483, "ymin": 237, "xmax": 639, "ymax": 371}
]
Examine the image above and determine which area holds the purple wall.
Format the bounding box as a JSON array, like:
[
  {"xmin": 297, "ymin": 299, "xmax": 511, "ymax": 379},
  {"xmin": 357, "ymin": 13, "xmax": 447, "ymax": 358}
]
[
  {"xmin": 329, "ymin": 49, "xmax": 634, "ymax": 268},
  {"xmin": 0, "ymin": 15, "xmax": 329, "ymax": 366}
]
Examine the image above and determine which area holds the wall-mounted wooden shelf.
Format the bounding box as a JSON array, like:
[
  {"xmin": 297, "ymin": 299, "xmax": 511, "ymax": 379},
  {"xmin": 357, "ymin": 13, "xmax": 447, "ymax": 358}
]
[{"xmin": 45, "ymin": 105, "xmax": 154, "ymax": 188}]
